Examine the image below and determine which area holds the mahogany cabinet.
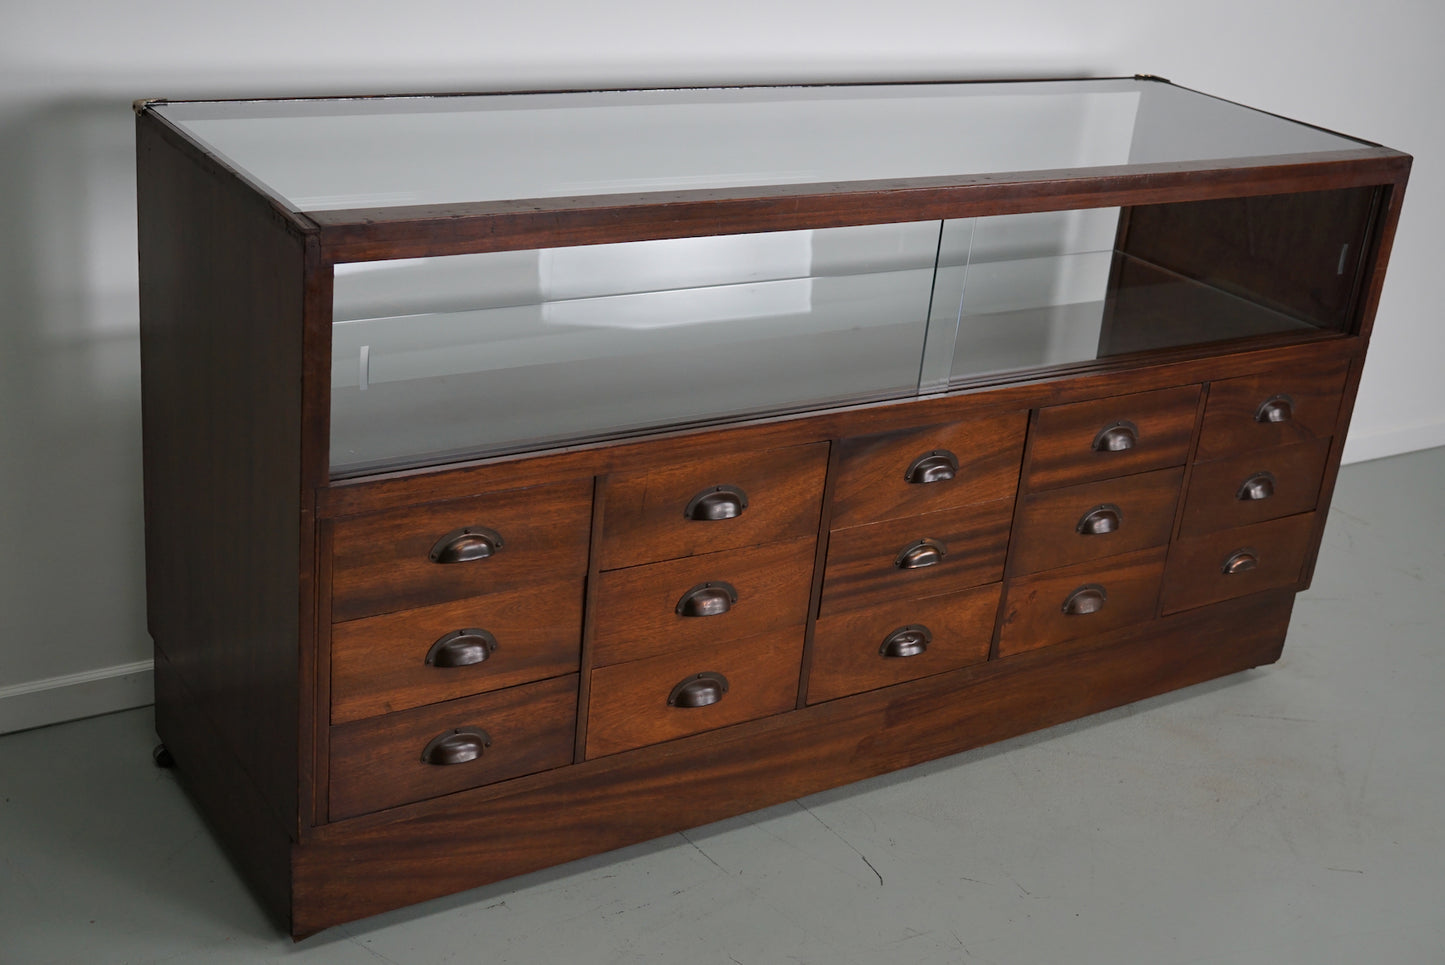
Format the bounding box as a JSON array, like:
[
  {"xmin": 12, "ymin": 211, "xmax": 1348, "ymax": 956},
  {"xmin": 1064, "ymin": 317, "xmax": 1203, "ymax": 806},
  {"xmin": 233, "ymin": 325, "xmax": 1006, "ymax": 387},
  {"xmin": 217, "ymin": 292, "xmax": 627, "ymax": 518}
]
[{"xmin": 134, "ymin": 77, "xmax": 1410, "ymax": 937}]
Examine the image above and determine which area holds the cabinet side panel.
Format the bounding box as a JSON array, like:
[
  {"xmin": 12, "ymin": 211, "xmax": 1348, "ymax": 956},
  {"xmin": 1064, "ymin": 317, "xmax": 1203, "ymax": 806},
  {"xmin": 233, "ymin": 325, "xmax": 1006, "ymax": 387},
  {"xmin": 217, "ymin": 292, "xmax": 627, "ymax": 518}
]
[{"xmin": 137, "ymin": 113, "xmax": 305, "ymax": 843}]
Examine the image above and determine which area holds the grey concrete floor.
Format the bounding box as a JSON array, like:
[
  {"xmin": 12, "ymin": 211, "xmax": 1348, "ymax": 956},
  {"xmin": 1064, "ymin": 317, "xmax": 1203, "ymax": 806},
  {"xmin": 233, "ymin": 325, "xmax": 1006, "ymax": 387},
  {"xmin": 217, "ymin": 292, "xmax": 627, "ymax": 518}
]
[{"xmin": 3, "ymin": 447, "xmax": 1443, "ymax": 964}]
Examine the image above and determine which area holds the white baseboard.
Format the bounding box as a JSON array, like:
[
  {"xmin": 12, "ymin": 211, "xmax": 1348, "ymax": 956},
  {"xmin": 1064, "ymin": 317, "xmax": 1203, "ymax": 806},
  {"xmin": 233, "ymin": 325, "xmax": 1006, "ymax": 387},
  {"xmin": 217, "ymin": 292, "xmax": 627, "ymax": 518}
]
[
  {"xmin": 1342, "ymin": 420, "xmax": 1445, "ymax": 465},
  {"xmin": 0, "ymin": 660, "xmax": 154, "ymax": 736}
]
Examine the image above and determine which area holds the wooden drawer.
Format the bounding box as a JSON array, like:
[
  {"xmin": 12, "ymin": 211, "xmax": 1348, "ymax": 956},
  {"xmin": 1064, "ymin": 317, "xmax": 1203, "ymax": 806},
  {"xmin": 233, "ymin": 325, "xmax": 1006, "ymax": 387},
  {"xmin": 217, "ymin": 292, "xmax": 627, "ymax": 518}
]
[
  {"xmin": 1178, "ymin": 438, "xmax": 1331, "ymax": 538},
  {"xmin": 331, "ymin": 479, "xmax": 592, "ymax": 623},
  {"xmin": 1161, "ymin": 513, "xmax": 1315, "ymax": 614},
  {"xmin": 600, "ymin": 443, "xmax": 828, "ymax": 570},
  {"xmin": 329, "ymin": 674, "xmax": 577, "ymax": 820},
  {"xmin": 330, "ymin": 582, "xmax": 583, "ymax": 724},
  {"xmin": 830, "ymin": 410, "xmax": 1027, "ymax": 528},
  {"xmin": 807, "ymin": 583, "xmax": 1001, "ymax": 704},
  {"xmin": 584, "ymin": 627, "xmax": 803, "ymax": 758},
  {"xmin": 591, "ymin": 537, "xmax": 814, "ymax": 667},
  {"xmin": 820, "ymin": 497, "xmax": 1012, "ymax": 616},
  {"xmin": 1023, "ymin": 384, "xmax": 1201, "ymax": 491},
  {"xmin": 1196, "ymin": 360, "xmax": 1348, "ymax": 459},
  {"xmin": 997, "ymin": 547, "xmax": 1166, "ymax": 657},
  {"xmin": 1009, "ymin": 466, "xmax": 1183, "ymax": 576}
]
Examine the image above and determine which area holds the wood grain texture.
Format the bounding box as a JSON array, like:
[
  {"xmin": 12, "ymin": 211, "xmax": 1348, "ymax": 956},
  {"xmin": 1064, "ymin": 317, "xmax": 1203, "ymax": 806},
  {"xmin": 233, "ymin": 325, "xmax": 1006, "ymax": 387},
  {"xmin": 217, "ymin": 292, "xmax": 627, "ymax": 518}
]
[
  {"xmin": 291, "ymin": 588, "xmax": 1295, "ymax": 936},
  {"xmin": 137, "ymin": 111, "xmax": 308, "ymax": 841},
  {"xmin": 1178, "ymin": 437, "xmax": 1331, "ymax": 538},
  {"xmin": 807, "ymin": 583, "xmax": 1001, "ymax": 704},
  {"xmin": 330, "ymin": 478, "xmax": 592, "ymax": 622},
  {"xmin": 829, "ymin": 410, "xmax": 1027, "ymax": 528},
  {"xmin": 1195, "ymin": 360, "xmax": 1348, "ymax": 459},
  {"xmin": 1008, "ymin": 466, "xmax": 1183, "ymax": 576},
  {"xmin": 592, "ymin": 537, "xmax": 815, "ymax": 667},
  {"xmin": 599, "ymin": 442, "xmax": 828, "ymax": 570},
  {"xmin": 310, "ymin": 150, "xmax": 1408, "ymax": 263},
  {"xmin": 1161, "ymin": 513, "xmax": 1316, "ymax": 614},
  {"xmin": 997, "ymin": 547, "xmax": 1167, "ymax": 657},
  {"xmin": 585, "ymin": 628, "xmax": 804, "ymax": 758},
  {"xmin": 820, "ymin": 497, "xmax": 1013, "ymax": 615},
  {"xmin": 1023, "ymin": 384, "xmax": 1201, "ymax": 491},
  {"xmin": 329, "ymin": 581, "xmax": 583, "ymax": 723},
  {"xmin": 329, "ymin": 675, "xmax": 578, "ymax": 820}
]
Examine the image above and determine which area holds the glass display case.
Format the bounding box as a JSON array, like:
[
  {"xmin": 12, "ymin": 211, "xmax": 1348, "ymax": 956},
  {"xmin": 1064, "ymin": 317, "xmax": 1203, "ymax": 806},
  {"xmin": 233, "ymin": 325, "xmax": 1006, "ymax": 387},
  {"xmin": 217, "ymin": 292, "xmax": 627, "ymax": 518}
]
[{"xmin": 136, "ymin": 77, "xmax": 1409, "ymax": 937}]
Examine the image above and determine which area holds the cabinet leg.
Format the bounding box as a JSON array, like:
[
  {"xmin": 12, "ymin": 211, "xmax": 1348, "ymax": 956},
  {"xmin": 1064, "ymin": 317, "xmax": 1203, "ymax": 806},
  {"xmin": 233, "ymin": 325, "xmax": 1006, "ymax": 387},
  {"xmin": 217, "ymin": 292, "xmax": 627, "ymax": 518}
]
[{"xmin": 152, "ymin": 743, "xmax": 176, "ymax": 769}]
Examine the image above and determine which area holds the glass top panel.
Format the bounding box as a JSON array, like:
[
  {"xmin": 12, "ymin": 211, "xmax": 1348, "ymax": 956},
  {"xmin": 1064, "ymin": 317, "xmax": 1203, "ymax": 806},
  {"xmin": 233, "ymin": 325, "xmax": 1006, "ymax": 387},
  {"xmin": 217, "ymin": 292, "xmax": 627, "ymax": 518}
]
[{"xmin": 155, "ymin": 80, "xmax": 1367, "ymax": 213}]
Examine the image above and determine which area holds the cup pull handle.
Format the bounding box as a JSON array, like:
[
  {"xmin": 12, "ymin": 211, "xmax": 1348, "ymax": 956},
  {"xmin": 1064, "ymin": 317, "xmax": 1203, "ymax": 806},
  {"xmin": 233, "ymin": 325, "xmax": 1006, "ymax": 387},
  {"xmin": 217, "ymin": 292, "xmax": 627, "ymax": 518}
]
[
  {"xmin": 904, "ymin": 449, "xmax": 960, "ymax": 484},
  {"xmin": 1076, "ymin": 503, "xmax": 1122, "ymax": 535},
  {"xmin": 420, "ymin": 728, "xmax": 492, "ymax": 765},
  {"xmin": 1236, "ymin": 472, "xmax": 1277, "ymax": 501},
  {"xmin": 880, "ymin": 624, "xmax": 932, "ymax": 658},
  {"xmin": 1092, "ymin": 421, "xmax": 1139, "ymax": 452},
  {"xmin": 1223, "ymin": 549, "xmax": 1259, "ymax": 575},
  {"xmin": 896, "ymin": 538, "xmax": 948, "ymax": 570},
  {"xmin": 675, "ymin": 581, "xmax": 739, "ymax": 617},
  {"xmin": 428, "ymin": 526, "xmax": 504, "ymax": 564},
  {"xmin": 685, "ymin": 485, "xmax": 748, "ymax": 521},
  {"xmin": 1062, "ymin": 583, "xmax": 1108, "ymax": 615},
  {"xmin": 424, "ymin": 629, "xmax": 498, "ymax": 668},
  {"xmin": 668, "ymin": 671, "xmax": 729, "ymax": 708},
  {"xmin": 1255, "ymin": 395, "xmax": 1295, "ymax": 424}
]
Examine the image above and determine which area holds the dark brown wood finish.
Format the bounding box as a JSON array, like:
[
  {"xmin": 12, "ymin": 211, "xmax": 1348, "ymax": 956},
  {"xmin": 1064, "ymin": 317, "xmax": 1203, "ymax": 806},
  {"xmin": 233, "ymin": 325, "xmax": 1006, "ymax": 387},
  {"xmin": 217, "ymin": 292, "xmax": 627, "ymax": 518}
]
[
  {"xmin": 585, "ymin": 627, "xmax": 804, "ymax": 758},
  {"xmin": 329, "ymin": 582, "xmax": 584, "ymax": 723},
  {"xmin": 1178, "ymin": 438, "xmax": 1332, "ymax": 538},
  {"xmin": 134, "ymin": 85, "xmax": 1411, "ymax": 938},
  {"xmin": 292, "ymin": 588, "xmax": 1295, "ymax": 935},
  {"xmin": 820, "ymin": 498, "xmax": 1014, "ymax": 614},
  {"xmin": 829, "ymin": 410, "xmax": 1028, "ymax": 527},
  {"xmin": 1161, "ymin": 513, "xmax": 1317, "ymax": 614},
  {"xmin": 329, "ymin": 675, "xmax": 578, "ymax": 820},
  {"xmin": 807, "ymin": 583, "xmax": 1001, "ymax": 703},
  {"xmin": 1023, "ymin": 384, "xmax": 1201, "ymax": 490},
  {"xmin": 1008, "ymin": 466, "xmax": 1184, "ymax": 575},
  {"xmin": 591, "ymin": 537, "xmax": 815, "ymax": 666},
  {"xmin": 599, "ymin": 443, "xmax": 828, "ymax": 570},
  {"xmin": 330, "ymin": 479, "xmax": 592, "ymax": 622},
  {"xmin": 997, "ymin": 548, "xmax": 1167, "ymax": 657},
  {"xmin": 1195, "ymin": 360, "xmax": 1349, "ymax": 458},
  {"xmin": 137, "ymin": 110, "xmax": 309, "ymax": 845},
  {"xmin": 311, "ymin": 151, "xmax": 1408, "ymax": 263}
]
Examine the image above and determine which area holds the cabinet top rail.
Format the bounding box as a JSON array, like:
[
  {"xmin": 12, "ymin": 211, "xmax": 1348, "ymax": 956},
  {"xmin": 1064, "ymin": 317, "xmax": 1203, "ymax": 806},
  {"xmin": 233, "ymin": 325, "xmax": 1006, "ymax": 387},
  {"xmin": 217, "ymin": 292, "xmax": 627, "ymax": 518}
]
[{"xmin": 140, "ymin": 78, "xmax": 1409, "ymax": 261}]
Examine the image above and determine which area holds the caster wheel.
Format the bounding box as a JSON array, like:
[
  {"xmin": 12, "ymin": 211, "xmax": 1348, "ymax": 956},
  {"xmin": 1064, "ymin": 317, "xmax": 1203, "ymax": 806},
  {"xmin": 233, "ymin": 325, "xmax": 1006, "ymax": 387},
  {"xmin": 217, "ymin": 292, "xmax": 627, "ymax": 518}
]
[{"xmin": 153, "ymin": 743, "xmax": 176, "ymax": 768}]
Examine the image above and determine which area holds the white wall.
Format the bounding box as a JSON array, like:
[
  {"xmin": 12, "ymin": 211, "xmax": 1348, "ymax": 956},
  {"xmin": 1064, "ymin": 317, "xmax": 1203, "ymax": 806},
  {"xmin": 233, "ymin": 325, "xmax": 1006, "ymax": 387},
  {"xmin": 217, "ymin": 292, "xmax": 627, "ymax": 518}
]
[{"xmin": 2, "ymin": 0, "xmax": 1441, "ymax": 732}]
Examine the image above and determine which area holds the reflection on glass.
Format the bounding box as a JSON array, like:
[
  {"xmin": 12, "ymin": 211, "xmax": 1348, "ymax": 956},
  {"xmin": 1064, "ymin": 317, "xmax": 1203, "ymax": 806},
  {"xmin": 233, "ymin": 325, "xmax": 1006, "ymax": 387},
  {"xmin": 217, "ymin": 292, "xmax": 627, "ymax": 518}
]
[
  {"xmin": 156, "ymin": 80, "xmax": 1365, "ymax": 214},
  {"xmin": 330, "ymin": 222, "xmax": 940, "ymax": 474}
]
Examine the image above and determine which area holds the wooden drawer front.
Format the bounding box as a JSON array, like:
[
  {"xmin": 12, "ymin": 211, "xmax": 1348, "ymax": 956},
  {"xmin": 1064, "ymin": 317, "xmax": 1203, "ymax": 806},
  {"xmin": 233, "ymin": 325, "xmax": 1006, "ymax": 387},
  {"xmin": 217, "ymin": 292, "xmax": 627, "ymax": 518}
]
[
  {"xmin": 331, "ymin": 479, "xmax": 592, "ymax": 623},
  {"xmin": 585, "ymin": 628, "xmax": 803, "ymax": 758},
  {"xmin": 1023, "ymin": 384, "xmax": 1201, "ymax": 491},
  {"xmin": 1178, "ymin": 438, "xmax": 1331, "ymax": 539},
  {"xmin": 830, "ymin": 410, "xmax": 1027, "ymax": 528},
  {"xmin": 329, "ymin": 675, "xmax": 577, "ymax": 820},
  {"xmin": 1161, "ymin": 513, "xmax": 1315, "ymax": 615},
  {"xmin": 1009, "ymin": 467, "xmax": 1184, "ymax": 576},
  {"xmin": 807, "ymin": 583, "xmax": 1001, "ymax": 704},
  {"xmin": 1196, "ymin": 360, "xmax": 1348, "ymax": 459},
  {"xmin": 820, "ymin": 498, "xmax": 1013, "ymax": 616},
  {"xmin": 330, "ymin": 583, "xmax": 583, "ymax": 724},
  {"xmin": 591, "ymin": 537, "xmax": 814, "ymax": 667},
  {"xmin": 997, "ymin": 547, "xmax": 1166, "ymax": 657},
  {"xmin": 600, "ymin": 443, "xmax": 828, "ymax": 570}
]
